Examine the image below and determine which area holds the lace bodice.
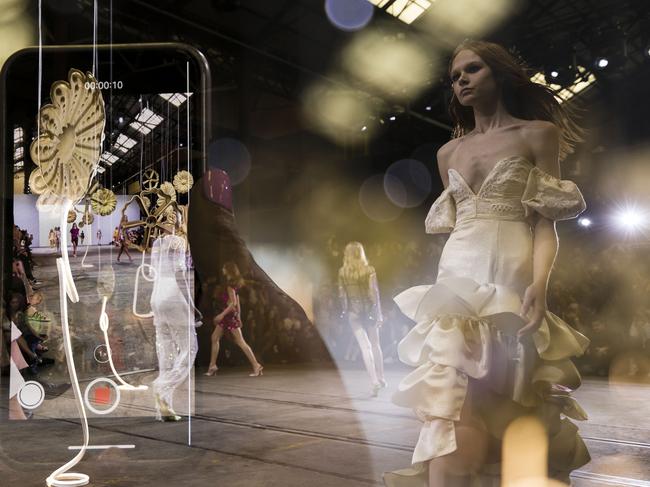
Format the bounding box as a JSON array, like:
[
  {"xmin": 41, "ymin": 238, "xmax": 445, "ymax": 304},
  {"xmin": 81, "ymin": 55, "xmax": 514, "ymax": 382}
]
[{"xmin": 425, "ymin": 156, "xmax": 586, "ymax": 233}]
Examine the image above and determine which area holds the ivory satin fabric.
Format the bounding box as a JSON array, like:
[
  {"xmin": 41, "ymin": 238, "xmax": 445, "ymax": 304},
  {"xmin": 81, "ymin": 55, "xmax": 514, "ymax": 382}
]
[{"xmin": 385, "ymin": 156, "xmax": 591, "ymax": 486}]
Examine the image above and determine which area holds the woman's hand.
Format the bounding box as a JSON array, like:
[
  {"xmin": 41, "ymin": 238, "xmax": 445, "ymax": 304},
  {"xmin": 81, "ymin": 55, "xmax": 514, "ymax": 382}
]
[{"xmin": 518, "ymin": 282, "xmax": 547, "ymax": 339}]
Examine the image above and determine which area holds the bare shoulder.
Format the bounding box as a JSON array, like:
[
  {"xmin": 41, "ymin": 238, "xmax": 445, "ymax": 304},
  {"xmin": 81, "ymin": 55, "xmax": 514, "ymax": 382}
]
[
  {"xmin": 519, "ymin": 120, "xmax": 560, "ymax": 175},
  {"xmin": 519, "ymin": 119, "xmax": 560, "ymax": 140},
  {"xmin": 436, "ymin": 137, "xmax": 460, "ymax": 171}
]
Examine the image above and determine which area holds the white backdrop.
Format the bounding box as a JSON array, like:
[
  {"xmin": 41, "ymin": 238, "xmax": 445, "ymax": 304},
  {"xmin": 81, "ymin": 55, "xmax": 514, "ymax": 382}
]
[{"xmin": 14, "ymin": 194, "xmax": 140, "ymax": 248}]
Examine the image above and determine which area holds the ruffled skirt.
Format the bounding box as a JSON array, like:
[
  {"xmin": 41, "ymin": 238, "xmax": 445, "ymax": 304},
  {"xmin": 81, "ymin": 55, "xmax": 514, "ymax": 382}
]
[{"xmin": 384, "ymin": 277, "xmax": 591, "ymax": 486}]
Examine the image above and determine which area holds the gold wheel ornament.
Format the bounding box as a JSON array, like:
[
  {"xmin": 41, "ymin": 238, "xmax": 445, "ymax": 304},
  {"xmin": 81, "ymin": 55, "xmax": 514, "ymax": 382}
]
[
  {"xmin": 67, "ymin": 209, "xmax": 77, "ymax": 223},
  {"xmin": 29, "ymin": 69, "xmax": 105, "ymax": 207},
  {"xmin": 119, "ymin": 189, "xmax": 182, "ymax": 253},
  {"xmin": 90, "ymin": 188, "xmax": 117, "ymax": 216},
  {"xmin": 142, "ymin": 169, "xmax": 160, "ymax": 190}
]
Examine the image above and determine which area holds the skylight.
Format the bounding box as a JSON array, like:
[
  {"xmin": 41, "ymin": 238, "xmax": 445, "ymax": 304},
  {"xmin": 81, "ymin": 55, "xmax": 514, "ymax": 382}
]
[
  {"xmin": 367, "ymin": 0, "xmax": 433, "ymax": 24},
  {"xmin": 159, "ymin": 92, "xmax": 192, "ymax": 107},
  {"xmin": 530, "ymin": 66, "xmax": 596, "ymax": 103},
  {"xmin": 129, "ymin": 107, "xmax": 164, "ymax": 135},
  {"xmin": 100, "ymin": 151, "xmax": 119, "ymax": 166},
  {"xmin": 97, "ymin": 166, "xmax": 106, "ymax": 174},
  {"xmin": 14, "ymin": 127, "xmax": 24, "ymax": 145},
  {"xmin": 14, "ymin": 146, "xmax": 24, "ymax": 161},
  {"xmin": 113, "ymin": 134, "xmax": 137, "ymax": 154}
]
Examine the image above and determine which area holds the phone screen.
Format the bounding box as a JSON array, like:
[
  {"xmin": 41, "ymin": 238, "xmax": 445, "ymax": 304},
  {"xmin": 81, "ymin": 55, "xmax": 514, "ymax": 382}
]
[{"xmin": 1, "ymin": 43, "xmax": 210, "ymax": 423}]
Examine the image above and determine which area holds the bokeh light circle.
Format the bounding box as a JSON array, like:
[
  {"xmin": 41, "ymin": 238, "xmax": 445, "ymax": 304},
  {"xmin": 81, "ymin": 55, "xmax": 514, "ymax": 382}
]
[
  {"xmin": 325, "ymin": 0, "xmax": 373, "ymax": 32},
  {"xmin": 208, "ymin": 138, "xmax": 252, "ymax": 185},
  {"xmin": 359, "ymin": 174, "xmax": 403, "ymax": 222},
  {"xmin": 384, "ymin": 159, "xmax": 432, "ymax": 208}
]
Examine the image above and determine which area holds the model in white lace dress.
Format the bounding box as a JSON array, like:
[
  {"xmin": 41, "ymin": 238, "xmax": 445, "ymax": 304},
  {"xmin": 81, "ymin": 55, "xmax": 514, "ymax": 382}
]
[
  {"xmin": 150, "ymin": 234, "xmax": 198, "ymax": 421},
  {"xmin": 384, "ymin": 41, "xmax": 591, "ymax": 486}
]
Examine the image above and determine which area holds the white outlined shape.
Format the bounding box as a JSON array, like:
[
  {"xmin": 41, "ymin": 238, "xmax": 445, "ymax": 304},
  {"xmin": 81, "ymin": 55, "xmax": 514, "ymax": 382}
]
[
  {"xmin": 47, "ymin": 200, "xmax": 90, "ymax": 487},
  {"xmin": 133, "ymin": 251, "xmax": 156, "ymax": 318},
  {"xmin": 83, "ymin": 377, "xmax": 121, "ymax": 415},
  {"xmin": 98, "ymin": 296, "xmax": 148, "ymax": 391},
  {"xmin": 18, "ymin": 381, "xmax": 45, "ymax": 409},
  {"xmin": 93, "ymin": 344, "xmax": 109, "ymax": 364}
]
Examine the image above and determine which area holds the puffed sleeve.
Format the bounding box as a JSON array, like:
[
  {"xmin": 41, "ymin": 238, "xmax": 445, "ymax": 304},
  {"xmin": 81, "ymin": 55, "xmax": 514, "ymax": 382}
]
[
  {"xmin": 424, "ymin": 187, "xmax": 456, "ymax": 234},
  {"xmin": 521, "ymin": 166, "xmax": 586, "ymax": 221}
]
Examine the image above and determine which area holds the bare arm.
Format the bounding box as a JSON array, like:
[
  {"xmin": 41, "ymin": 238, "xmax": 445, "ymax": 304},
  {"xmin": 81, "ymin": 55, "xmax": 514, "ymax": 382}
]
[
  {"xmin": 368, "ymin": 270, "xmax": 383, "ymax": 323},
  {"xmin": 214, "ymin": 286, "xmax": 238, "ymax": 324},
  {"xmin": 519, "ymin": 122, "xmax": 561, "ymax": 337},
  {"xmin": 338, "ymin": 271, "xmax": 348, "ymax": 313}
]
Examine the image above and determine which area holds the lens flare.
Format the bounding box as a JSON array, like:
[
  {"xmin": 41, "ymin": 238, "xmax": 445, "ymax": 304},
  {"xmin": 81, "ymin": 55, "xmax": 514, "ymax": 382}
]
[
  {"xmin": 302, "ymin": 83, "xmax": 372, "ymax": 145},
  {"xmin": 324, "ymin": 0, "xmax": 374, "ymax": 32},
  {"xmin": 422, "ymin": 0, "xmax": 517, "ymax": 46},
  {"xmin": 502, "ymin": 416, "xmax": 548, "ymax": 486},
  {"xmin": 384, "ymin": 159, "xmax": 432, "ymax": 208},
  {"xmin": 207, "ymin": 138, "xmax": 251, "ymax": 185},
  {"xmin": 341, "ymin": 29, "xmax": 436, "ymax": 101},
  {"xmin": 359, "ymin": 174, "xmax": 403, "ymax": 222}
]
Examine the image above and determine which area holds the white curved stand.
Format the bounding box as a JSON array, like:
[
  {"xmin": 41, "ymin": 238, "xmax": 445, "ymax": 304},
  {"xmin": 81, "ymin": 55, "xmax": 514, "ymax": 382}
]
[
  {"xmin": 46, "ymin": 199, "xmax": 89, "ymax": 487},
  {"xmin": 80, "ymin": 223, "xmax": 93, "ymax": 269},
  {"xmin": 133, "ymin": 251, "xmax": 155, "ymax": 319},
  {"xmin": 99, "ymin": 296, "xmax": 148, "ymax": 392}
]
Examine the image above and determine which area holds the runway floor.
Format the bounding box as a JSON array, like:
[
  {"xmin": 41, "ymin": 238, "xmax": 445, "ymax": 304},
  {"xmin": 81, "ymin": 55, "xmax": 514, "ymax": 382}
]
[{"xmin": 2, "ymin": 247, "xmax": 650, "ymax": 486}]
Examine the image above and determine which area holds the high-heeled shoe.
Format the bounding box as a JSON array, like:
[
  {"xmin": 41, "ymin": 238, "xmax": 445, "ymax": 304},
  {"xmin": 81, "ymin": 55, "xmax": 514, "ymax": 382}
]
[
  {"xmin": 249, "ymin": 365, "xmax": 263, "ymax": 377},
  {"xmin": 379, "ymin": 379, "xmax": 388, "ymax": 389},
  {"xmin": 155, "ymin": 394, "xmax": 182, "ymax": 422},
  {"xmin": 204, "ymin": 365, "xmax": 218, "ymax": 376},
  {"xmin": 371, "ymin": 382, "xmax": 382, "ymax": 397}
]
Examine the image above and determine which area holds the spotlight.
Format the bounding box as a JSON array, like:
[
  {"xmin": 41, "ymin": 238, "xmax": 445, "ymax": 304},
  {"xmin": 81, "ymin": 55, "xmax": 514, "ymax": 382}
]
[
  {"xmin": 389, "ymin": 115, "xmax": 396, "ymax": 121},
  {"xmin": 645, "ymin": 45, "xmax": 650, "ymax": 59},
  {"xmin": 595, "ymin": 57, "xmax": 609, "ymax": 69},
  {"xmin": 544, "ymin": 65, "xmax": 576, "ymax": 87},
  {"xmin": 118, "ymin": 116, "xmax": 124, "ymax": 124},
  {"xmin": 578, "ymin": 217, "xmax": 592, "ymax": 227},
  {"xmin": 425, "ymin": 105, "xmax": 432, "ymax": 111},
  {"xmin": 361, "ymin": 125, "xmax": 367, "ymax": 132},
  {"xmin": 614, "ymin": 208, "xmax": 647, "ymax": 231},
  {"xmin": 542, "ymin": 44, "xmax": 577, "ymax": 87}
]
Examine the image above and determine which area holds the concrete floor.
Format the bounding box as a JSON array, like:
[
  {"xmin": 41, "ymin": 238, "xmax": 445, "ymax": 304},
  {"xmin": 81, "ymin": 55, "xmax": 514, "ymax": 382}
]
[
  {"xmin": 2, "ymin": 247, "xmax": 650, "ymax": 486},
  {"xmin": 2, "ymin": 367, "xmax": 650, "ymax": 486}
]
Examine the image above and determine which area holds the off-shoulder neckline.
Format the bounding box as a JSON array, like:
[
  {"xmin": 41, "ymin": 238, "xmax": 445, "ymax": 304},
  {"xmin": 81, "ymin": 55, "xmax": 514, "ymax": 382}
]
[{"xmin": 448, "ymin": 155, "xmax": 533, "ymax": 196}]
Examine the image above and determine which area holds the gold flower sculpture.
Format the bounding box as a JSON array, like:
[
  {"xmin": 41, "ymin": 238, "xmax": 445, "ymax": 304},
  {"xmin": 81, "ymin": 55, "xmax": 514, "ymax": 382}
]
[
  {"xmin": 29, "ymin": 69, "xmax": 105, "ymax": 206},
  {"xmin": 91, "ymin": 188, "xmax": 117, "ymax": 216},
  {"xmin": 67, "ymin": 209, "xmax": 77, "ymax": 223},
  {"xmin": 157, "ymin": 181, "xmax": 176, "ymax": 206},
  {"xmin": 173, "ymin": 170, "xmax": 194, "ymax": 194},
  {"xmin": 82, "ymin": 211, "xmax": 94, "ymax": 225}
]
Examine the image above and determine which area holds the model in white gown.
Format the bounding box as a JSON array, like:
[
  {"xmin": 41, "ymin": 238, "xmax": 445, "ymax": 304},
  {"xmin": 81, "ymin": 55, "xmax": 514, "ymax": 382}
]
[
  {"xmin": 150, "ymin": 234, "xmax": 198, "ymax": 421},
  {"xmin": 384, "ymin": 156, "xmax": 591, "ymax": 486}
]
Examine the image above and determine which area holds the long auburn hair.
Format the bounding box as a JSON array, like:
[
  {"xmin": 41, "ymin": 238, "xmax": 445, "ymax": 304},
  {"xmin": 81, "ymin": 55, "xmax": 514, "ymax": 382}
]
[
  {"xmin": 222, "ymin": 261, "xmax": 245, "ymax": 288},
  {"xmin": 339, "ymin": 242, "xmax": 372, "ymax": 283},
  {"xmin": 449, "ymin": 40, "xmax": 584, "ymax": 160}
]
